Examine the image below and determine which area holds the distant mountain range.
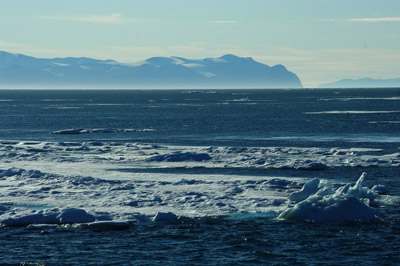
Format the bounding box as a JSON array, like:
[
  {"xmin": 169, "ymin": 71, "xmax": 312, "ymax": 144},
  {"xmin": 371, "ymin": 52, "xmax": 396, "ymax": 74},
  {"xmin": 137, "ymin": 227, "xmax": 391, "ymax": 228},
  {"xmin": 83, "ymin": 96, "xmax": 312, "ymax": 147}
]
[
  {"xmin": 319, "ymin": 78, "xmax": 400, "ymax": 88},
  {"xmin": 0, "ymin": 51, "xmax": 302, "ymax": 89}
]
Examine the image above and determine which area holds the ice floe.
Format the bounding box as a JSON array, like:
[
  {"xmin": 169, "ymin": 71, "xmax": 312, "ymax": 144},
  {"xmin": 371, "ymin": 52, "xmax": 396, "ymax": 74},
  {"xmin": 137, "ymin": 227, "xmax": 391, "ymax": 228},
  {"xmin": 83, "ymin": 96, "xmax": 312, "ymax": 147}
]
[
  {"xmin": 0, "ymin": 140, "xmax": 398, "ymax": 226},
  {"xmin": 0, "ymin": 166, "xmax": 390, "ymax": 225},
  {"xmin": 1, "ymin": 207, "xmax": 95, "ymax": 226},
  {"xmin": 278, "ymin": 173, "xmax": 381, "ymax": 222},
  {"xmin": 52, "ymin": 128, "xmax": 155, "ymax": 134},
  {"xmin": 152, "ymin": 212, "xmax": 179, "ymax": 223},
  {"xmin": 0, "ymin": 165, "xmax": 293, "ymax": 226},
  {"xmin": 1, "ymin": 141, "xmax": 399, "ymax": 170}
]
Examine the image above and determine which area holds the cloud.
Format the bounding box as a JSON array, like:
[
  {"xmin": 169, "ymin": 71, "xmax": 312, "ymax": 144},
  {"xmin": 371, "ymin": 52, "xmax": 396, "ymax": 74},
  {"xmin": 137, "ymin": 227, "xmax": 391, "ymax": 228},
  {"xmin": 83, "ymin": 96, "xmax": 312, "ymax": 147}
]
[
  {"xmin": 167, "ymin": 44, "xmax": 207, "ymax": 53},
  {"xmin": 255, "ymin": 55, "xmax": 313, "ymax": 62},
  {"xmin": 248, "ymin": 45, "xmax": 400, "ymax": 87},
  {"xmin": 0, "ymin": 41, "xmax": 33, "ymax": 49},
  {"xmin": 347, "ymin": 17, "xmax": 400, "ymax": 22},
  {"xmin": 38, "ymin": 13, "xmax": 134, "ymax": 24},
  {"xmin": 318, "ymin": 19, "xmax": 341, "ymax": 22},
  {"xmin": 108, "ymin": 46, "xmax": 165, "ymax": 54},
  {"xmin": 320, "ymin": 17, "xmax": 400, "ymax": 23}
]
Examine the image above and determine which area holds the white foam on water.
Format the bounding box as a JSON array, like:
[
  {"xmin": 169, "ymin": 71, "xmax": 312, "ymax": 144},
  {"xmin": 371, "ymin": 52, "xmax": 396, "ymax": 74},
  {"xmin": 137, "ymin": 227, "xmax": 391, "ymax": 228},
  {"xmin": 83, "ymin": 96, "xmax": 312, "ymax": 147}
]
[
  {"xmin": 52, "ymin": 128, "xmax": 155, "ymax": 134},
  {"xmin": 304, "ymin": 110, "xmax": 400, "ymax": 114},
  {"xmin": 319, "ymin": 97, "xmax": 400, "ymax": 101},
  {"xmin": 44, "ymin": 107, "xmax": 83, "ymax": 110},
  {"xmin": 369, "ymin": 121, "xmax": 400, "ymax": 124}
]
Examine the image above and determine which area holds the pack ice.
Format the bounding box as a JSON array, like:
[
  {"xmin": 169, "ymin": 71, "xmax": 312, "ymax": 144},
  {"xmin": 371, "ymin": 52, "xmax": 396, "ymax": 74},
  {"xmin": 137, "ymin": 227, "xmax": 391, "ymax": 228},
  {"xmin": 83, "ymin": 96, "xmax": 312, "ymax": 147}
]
[{"xmin": 0, "ymin": 140, "xmax": 396, "ymax": 227}]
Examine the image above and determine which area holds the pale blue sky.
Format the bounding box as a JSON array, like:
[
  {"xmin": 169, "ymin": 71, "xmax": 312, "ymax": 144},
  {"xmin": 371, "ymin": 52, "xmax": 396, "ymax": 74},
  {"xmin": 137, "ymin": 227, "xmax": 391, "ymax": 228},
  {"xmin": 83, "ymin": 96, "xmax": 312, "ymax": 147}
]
[{"xmin": 1, "ymin": 0, "xmax": 400, "ymax": 87}]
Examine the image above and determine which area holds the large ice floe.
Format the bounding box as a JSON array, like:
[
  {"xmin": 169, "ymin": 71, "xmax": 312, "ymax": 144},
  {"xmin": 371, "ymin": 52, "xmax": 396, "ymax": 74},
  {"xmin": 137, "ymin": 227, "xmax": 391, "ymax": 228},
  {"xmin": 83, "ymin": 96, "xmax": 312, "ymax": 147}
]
[
  {"xmin": 278, "ymin": 173, "xmax": 381, "ymax": 222},
  {"xmin": 0, "ymin": 140, "xmax": 397, "ymax": 227}
]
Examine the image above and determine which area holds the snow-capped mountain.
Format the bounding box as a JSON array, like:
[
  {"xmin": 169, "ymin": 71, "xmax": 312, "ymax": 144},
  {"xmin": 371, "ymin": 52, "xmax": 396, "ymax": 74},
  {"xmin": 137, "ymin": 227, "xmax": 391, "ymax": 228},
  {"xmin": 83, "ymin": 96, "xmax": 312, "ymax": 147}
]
[{"xmin": 0, "ymin": 51, "xmax": 302, "ymax": 88}]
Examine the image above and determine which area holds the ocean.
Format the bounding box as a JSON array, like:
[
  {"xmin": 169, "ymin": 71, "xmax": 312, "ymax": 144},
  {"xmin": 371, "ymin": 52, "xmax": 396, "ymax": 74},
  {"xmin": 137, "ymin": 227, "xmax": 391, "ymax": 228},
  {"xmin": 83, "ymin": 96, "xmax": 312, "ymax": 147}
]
[{"xmin": 0, "ymin": 88, "xmax": 399, "ymax": 265}]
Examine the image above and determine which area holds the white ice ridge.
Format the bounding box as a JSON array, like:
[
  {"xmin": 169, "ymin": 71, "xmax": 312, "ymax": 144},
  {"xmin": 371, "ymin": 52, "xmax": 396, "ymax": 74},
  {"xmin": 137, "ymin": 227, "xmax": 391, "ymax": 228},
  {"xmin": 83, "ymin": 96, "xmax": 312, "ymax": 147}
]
[{"xmin": 278, "ymin": 173, "xmax": 381, "ymax": 222}]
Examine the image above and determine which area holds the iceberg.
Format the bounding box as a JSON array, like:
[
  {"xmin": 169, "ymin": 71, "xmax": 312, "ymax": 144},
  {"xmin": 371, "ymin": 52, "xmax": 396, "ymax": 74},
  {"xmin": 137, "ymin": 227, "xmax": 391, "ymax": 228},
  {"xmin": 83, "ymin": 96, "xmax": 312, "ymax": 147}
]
[{"xmin": 278, "ymin": 173, "xmax": 381, "ymax": 222}]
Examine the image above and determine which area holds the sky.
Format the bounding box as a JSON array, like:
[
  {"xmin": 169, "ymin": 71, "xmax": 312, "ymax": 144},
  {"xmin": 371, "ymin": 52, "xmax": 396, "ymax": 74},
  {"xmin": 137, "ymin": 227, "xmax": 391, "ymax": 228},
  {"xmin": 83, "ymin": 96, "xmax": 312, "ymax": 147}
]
[{"xmin": 1, "ymin": 0, "xmax": 400, "ymax": 87}]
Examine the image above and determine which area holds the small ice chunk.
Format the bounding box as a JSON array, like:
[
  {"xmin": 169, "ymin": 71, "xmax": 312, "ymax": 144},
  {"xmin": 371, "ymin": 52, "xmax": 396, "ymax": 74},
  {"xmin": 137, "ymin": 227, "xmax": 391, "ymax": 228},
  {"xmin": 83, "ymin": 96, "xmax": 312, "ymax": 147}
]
[
  {"xmin": 0, "ymin": 205, "xmax": 9, "ymax": 213},
  {"xmin": 22, "ymin": 170, "xmax": 45, "ymax": 179},
  {"xmin": 146, "ymin": 152, "xmax": 212, "ymax": 162},
  {"xmin": 267, "ymin": 178, "xmax": 292, "ymax": 188},
  {"xmin": 297, "ymin": 162, "xmax": 329, "ymax": 170},
  {"xmin": 288, "ymin": 178, "xmax": 320, "ymax": 203},
  {"xmin": 1, "ymin": 209, "xmax": 59, "ymax": 226},
  {"xmin": 52, "ymin": 128, "xmax": 88, "ymax": 134},
  {"xmin": 227, "ymin": 186, "xmax": 244, "ymax": 195},
  {"xmin": 0, "ymin": 168, "xmax": 25, "ymax": 178},
  {"xmin": 336, "ymin": 184, "xmax": 351, "ymax": 194},
  {"xmin": 278, "ymin": 194, "xmax": 379, "ymax": 222},
  {"xmin": 345, "ymin": 173, "xmax": 376, "ymax": 201},
  {"xmin": 57, "ymin": 208, "xmax": 96, "ymax": 224},
  {"xmin": 371, "ymin": 184, "xmax": 388, "ymax": 194},
  {"xmin": 315, "ymin": 186, "xmax": 335, "ymax": 197},
  {"xmin": 1, "ymin": 208, "xmax": 96, "ymax": 226},
  {"xmin": 80, "ymin": 221, "xmax": 130, "ymax": 230},
  {"xmin": 87, "ymin": 141, "xmax": 104, "ymax": 146},
  {"xmin": 174, "ymin": 178, "xmax": 198, "ymax": 185},
  {"xmin": 152, "ymin": 212, "xmax": 178, "ymax": 223}
]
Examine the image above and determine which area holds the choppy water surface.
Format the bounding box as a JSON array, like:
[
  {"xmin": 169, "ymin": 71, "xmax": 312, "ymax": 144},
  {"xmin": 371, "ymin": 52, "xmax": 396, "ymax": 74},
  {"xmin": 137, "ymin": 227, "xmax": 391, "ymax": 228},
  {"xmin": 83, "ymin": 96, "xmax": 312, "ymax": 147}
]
[
  {"xmin": 1, "ymin": 219, "xmax": 400, "ymax": 266},
  {"xmin": 0, "ymin": 88, "xmax": 400, "ymax": 265},
  {"xmin": 0, "ymin": 88, "xmax": 399, "ymax": 148}
]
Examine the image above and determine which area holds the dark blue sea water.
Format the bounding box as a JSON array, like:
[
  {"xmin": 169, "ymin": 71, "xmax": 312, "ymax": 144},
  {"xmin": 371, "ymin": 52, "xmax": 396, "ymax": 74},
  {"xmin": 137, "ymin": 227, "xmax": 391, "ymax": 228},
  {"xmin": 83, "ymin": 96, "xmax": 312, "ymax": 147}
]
[
  {"xmin": 0, "ymin": 89, "xmax": 399, "ymax": 148},
  {"xmin": 1, "ymin": 88, "xmax": 400, "ymax": 265}
]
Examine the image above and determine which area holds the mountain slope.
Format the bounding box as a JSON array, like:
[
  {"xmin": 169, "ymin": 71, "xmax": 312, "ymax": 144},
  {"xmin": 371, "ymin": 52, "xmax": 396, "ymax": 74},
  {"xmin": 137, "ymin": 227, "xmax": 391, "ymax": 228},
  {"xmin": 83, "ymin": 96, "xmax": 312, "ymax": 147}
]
[{"xmin": 0, "ymin": 51, "xmax": 302, "ymax": 88}]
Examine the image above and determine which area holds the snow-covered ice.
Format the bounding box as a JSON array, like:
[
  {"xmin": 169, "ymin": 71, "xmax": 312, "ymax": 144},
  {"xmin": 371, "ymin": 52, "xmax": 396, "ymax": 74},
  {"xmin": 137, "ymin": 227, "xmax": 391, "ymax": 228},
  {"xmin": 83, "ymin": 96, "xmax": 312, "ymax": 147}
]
[
  {"xmin": 0, "ymin": 140, "xmax": 397, "ymax": 226},
  {"xmin": 278, "ymin": 173, "xmax": 381, "ymax": 222}
]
